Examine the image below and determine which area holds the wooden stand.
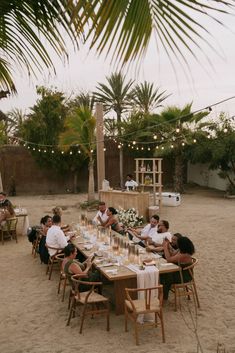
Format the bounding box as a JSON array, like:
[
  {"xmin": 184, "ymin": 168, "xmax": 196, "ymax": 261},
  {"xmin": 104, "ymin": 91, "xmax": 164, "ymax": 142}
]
[{"xmin": 135, "ymin": 158, "xmax": 163, "ymax": 211}]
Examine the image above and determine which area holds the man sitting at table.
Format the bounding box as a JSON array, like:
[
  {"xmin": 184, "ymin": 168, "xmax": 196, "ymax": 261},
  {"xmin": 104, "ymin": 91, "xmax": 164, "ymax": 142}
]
[
  {"xmin": 128, "ymin": 214, "xmax": 159, "ymax": 247},
  {"xmin": 93, "ymin": 201, "xmax": 109, "ymax": 226},
  {"xmin": 46, "ymin": 214, "xmax": 73, "ymax": 257},
  {"xmin": 0, "ymin": 191, "xmax": 15, "ymax": 225},
  {"xmin": 146, "ymin": 220, "xmax": 172, "ymax": 253}
]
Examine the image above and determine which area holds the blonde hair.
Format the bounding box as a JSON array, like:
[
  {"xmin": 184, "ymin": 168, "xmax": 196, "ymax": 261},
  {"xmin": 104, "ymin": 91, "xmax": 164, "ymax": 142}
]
[{"xmin": 52, "ymin": 206, "xmax": 62, "ymax": 216}]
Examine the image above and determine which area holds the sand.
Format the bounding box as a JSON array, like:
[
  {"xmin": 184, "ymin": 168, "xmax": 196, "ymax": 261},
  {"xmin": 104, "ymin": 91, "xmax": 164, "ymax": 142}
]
[{"xmin": 0, "ymin": 187, "xmax": 235, "ymax": 353}]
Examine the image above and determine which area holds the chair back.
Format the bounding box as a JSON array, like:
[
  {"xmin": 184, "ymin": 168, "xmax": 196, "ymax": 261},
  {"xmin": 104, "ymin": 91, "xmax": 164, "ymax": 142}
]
[
  {"xmin": 125, "ymin": 285, "xmax": 163, "ymax": 312},
  {"xmin": 181, "ymin": 257, "xmax": 198, "ymax": 279},
  {"xmin": 71, "ymin": 275, "xmax": 102, "ymax": 301},
  {"xmin": 7, "ymin": 217, "xmax": 18, "ymax": 231}
]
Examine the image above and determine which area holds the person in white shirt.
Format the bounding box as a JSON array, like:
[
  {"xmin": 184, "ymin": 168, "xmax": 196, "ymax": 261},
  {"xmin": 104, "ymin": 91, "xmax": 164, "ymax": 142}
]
[
  {"xmin": 146, "ymin": 220, "xmax": 172, "ymax": 252},
  {"xmin": 125, "ymin": 174, "xmax": 138, "ymax": 191},
  {"xmin": 93, "ymin": 201, "xmax": 109, "ymax": 226},
  {"xmin": 128, "ymin": 214, "xmax": 159, "ymax": 246},
  {"xmin": 46, "ymin": 214, "xmax": 69, "ymax": 256}
]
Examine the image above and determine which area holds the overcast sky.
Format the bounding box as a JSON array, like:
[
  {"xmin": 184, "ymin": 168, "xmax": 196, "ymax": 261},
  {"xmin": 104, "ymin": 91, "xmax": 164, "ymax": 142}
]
[{"xmin": 1, "ymin": 9, "xmax": 235, "ymax": 118}]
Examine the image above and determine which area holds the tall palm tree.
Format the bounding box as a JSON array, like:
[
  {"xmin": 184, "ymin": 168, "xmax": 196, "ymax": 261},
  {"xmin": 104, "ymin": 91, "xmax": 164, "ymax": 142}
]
[
  {"xmin": 59, "ymin": 106, "xmax": 96, "ymax": 202},
  {"xmin": 130, "ymin": 81, "xmax": 170, "ymax": 114},
  {"xmin": 94, "ymin": 72, "xmax": 134, "ymax": 187},
  {"xmin": 0, "ymin": 0, "xmax": 80, "ymax": 93}
]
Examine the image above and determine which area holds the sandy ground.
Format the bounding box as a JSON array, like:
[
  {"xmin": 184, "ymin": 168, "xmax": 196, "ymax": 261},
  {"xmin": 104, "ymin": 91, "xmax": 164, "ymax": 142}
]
[{"xmin": 0, "ymin": 187, "xmax": 235, "ymax": 353}]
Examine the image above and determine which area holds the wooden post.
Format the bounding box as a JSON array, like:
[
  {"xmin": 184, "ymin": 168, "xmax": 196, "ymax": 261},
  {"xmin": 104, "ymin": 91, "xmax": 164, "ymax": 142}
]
[{"xmin": 95, "ymin": 103, "xmax": 105, "ymax": 192}]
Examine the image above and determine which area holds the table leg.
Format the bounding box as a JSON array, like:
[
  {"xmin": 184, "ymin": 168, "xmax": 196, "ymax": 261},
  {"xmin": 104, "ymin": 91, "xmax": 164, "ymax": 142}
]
[{"xmin": 114, "ymin": 277, "xmax": 137, "ymax": 315}]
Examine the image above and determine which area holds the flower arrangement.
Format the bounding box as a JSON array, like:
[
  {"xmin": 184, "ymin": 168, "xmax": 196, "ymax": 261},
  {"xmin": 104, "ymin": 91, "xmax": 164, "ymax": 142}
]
[{"xmin": 117, "ymin": 207, "xmax": 144, "ymax": 227}]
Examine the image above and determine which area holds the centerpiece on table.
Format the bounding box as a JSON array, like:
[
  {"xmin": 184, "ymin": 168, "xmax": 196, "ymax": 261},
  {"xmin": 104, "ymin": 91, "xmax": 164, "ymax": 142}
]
[{"xmin": 117, "ymin": 207, "xmax": 144, "ymax": 228}]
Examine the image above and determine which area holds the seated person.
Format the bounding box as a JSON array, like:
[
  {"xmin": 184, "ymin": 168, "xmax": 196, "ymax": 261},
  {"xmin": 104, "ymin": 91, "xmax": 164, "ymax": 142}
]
[
  {"xmin": 38, "ymin": 215, "xmax": 52, "ymax": 264},
  {"xmin": 146, "ymin": 220, "xmax": 172, "ymax": 252},
  {"xmin": 168, "ymin": 232, "xmax": 182, "ymax": 255},
  {"xmin": 52, "ymin": 206, "xmax": 70, "ymax": 233},
  {"xmin": 128, "ymin": 214, "xmax": 159, "ymax": 247},
  {"xmin": 46, "ymin": 215, "xmax": 74, "ymax": 257},
  {"xmin": 93, "ymin": 201, "xmax": 109, "ymax": 226},
  {"xmin": 0, "ymin": 191, "xmax": 15, "ymax": 225},
  {"xmin": 125, "ymin": 174, "xmax": 138, "ymax": 191},
  {"xmin": 160, "ymin": 236, "xmax": 195, "ymax": 300},
  {"xmin": 62, "ymin": 243, "xmax": 100, "ymax": 290},
  {"xmin": 102, "ymin": 207, "xmax": 124, "ymax": 234}
]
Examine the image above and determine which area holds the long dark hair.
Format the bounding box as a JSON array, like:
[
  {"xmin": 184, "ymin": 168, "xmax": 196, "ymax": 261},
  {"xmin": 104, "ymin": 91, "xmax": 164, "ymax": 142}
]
[
  {"xmin": 108, "ymin": 207, "xmax": 117, "ymax": 215},
  {"xmin": 178, "ymin": 236, "xmax": 195, "ymax": 255}
]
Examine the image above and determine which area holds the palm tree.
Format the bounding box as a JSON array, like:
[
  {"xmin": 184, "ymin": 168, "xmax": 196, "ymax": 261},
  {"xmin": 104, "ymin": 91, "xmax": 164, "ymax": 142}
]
[
  {"xmin": 130, "ymin": 81, "xmax": 170, "ymax": 114},
  {"xmin": 158, "ymin": 103, "xmax": 209, "ymax": 192},
  {"xmin": 59, "ymin": 106, "xmax": 96, "ymax": 202},
  {"xmin": 0, "ymin": 0, "xmax": 80, "ymax": 93},
  {"xmin": 77, "ymin": 1, "xmax": 234, "ymax": 66},
  {"xmin": 94, "ymin": 72, "xmax": 134, "ymax": 187}
]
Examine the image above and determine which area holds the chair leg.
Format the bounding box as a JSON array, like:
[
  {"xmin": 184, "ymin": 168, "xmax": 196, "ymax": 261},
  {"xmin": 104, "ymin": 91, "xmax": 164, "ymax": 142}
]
[
  {"xmin": 58, "ymin": 275, "xmax": 62, "ymax": 294},
  {"xmin": 62, "ymin": 277, "xmax": 67, "ymax": 302},
  {"xmin": 158, "ymin": 311, "xmax": 165, "ymax": 343},
  {"xmin": 106, "ymin": 302, "xmax": 110, "ymax": 331},
  {"xmin": 174, "ymin": 286, "xmax": 178, "ymax": 311},
  {"xmin": 193, "ymin": 283, "xmax": 200, "ymax": 308},
  {"xmin": 79, "ymin": 305, "xmax": 87, "ymax": 334},
  {"xmin": 134, "ymin": 321, "xmax": 139, "ymax": 345},
  {"xmin": 124, "ymin": 306, "xmax": 128, "ymax": 332},
  {"xmin": 67, "ymin": 298, "xmax": 75, "ymax": 326}
]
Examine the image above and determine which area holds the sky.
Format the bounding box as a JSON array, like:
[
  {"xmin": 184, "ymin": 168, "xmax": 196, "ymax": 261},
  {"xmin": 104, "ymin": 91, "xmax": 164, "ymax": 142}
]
[{"xmin": 1, "ymin": 7, "xmax": 235, "ymax": 119}]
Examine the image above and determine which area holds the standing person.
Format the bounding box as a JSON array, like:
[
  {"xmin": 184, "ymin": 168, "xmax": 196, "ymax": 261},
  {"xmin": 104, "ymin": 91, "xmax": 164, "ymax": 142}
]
[
  {"xmin": 52, "ymin": 206, "xmax": 70, "ymax": 233},
  {"xmin": 93, "ymin": 201, "xmax": 109, "ymax": 226},
  {"xmin": 0, "ymin": 191, "xmax": 15, "ymax": 225},
  {"xmin": 125, "ymin": 174, "xmax": 138, "ymax": 191},
  {"xmin": 160, "ymin": 236, "xmax": 195, "ymax": 300}
]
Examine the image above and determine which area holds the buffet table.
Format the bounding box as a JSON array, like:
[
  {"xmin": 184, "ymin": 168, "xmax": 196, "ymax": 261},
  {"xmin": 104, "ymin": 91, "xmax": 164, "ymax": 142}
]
[{"xmin": 99, "ymin": 190, "xmax": 149, "ymax": 218}]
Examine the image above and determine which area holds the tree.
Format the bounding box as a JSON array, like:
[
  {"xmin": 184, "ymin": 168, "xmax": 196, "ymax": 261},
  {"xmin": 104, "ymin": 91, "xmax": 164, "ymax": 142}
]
[
  {"xmin": 188, "ymin": 113, "xmax": 235, "ymax": 194},
  {"xmin": 130, "ymin": 81, "xmax": 170, "ymax": 114},
  {"xmin": 0, "ymin": 0, "xmax": 80, "ymax": 93},
  {"xmin": 94, "ymin": 72, "xmax": 134, "ymax": 187},
  {"xmin": 59, "ymin": 106, "xmax": 96, "ymax": 202},
  {"xmin": 20, "ymin": 86, "xmax": 83, "ymax": 192},
  {"xmin": 77, "ymin": 1, "xmax": 235, "ymax": 66},
  {"xmin": 156, "ymin": 104, "xmax": 209, "ymax": 192}
]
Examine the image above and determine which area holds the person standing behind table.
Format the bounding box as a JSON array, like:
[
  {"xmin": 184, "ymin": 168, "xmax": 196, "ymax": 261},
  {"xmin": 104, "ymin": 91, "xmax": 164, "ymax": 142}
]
[
  {"xmin": 146, "ymin": 220, "xmax": 172, "ymax": 252},
  {"xmin": 128, "ymin": 214, "xmax": 159, "ymax": 247},
  {"xmin": 160, "ymin": 236, "xmax": 195, "ymax": 300},
  {"xmin": 52, "ymin": 206, "xmax": 70, "ymax": 233},
  {"xmin": 0, "ymin": 191, "xmax": 15, "ymax": 225},
  {"xmin": 93, "ymin": 201, "xmax": 109, "ymax": 226},
  {"xmin": 46, "ymin": 214, "xmax": 73, "ymax": 257},
  {"xmin": 125, "ymin": 174, "xmax": 138, "ymax": 191}
]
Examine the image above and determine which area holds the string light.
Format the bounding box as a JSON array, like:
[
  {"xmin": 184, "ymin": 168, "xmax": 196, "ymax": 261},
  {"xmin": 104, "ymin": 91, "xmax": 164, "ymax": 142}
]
[
  {"xmin": 182, "ymin": 142, "xmax": 185, "ymax": 146},
  {"xmin": 61, "ymin": 151, "xmax": 64, "ymax": 154},
  {"xmin": 118, "ymin": 144, "xmax": 121, "ymax": 149},
  {"xmin": 147, "ymin": 147, "xmax": 150, "ymax": 151},
  {"xmin": 224, "ymin": 128, "xmax": 228, "ymax": 133},
  {"xmin": 103, "ymin": 147, "xmax": 106, "ymax": 151},
  {"xmin": 52, "ymin": 150, "xmax": 55, "ymax": 154},
  {"xmin": 170, "ymin": 144, "xmax": 174, "ymax": 148},
  {"xmin": 176, "ymin": 127, "xmax": 180, "ymax": 133},
  {"xmin": 91, "ymin": 149, "xmax": 94, "ymax": 153},
  {"xmin": 132, "ymin": 141, "xmax": 136, "ymax": 145},
  {"xmin": 153, "ymin": 135, "xmax": 157, "ymax": 140},
  {"xmin": 69, "ymin": 151, "xmax": 73, "ymax": 155},
  {"xmin": 44, "ymin": 149, "xmax": 47, "ymax": 153},
  {"xmin": 193, "ymin": 139, "xmax": 197, "ymax": 143},
  {"xmin": 161, "ymin": 146, "xmax": 164, "ymax": 150}
]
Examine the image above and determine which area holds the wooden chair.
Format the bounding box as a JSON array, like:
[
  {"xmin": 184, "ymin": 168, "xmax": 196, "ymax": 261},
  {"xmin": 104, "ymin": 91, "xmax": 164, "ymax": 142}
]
[
  {"xmin": 171, "ymin": 257, "xmax": 200, "ymax": 311},
  {"xmin": 31, "ymin": 229, "xmax": 41, "ymax": 257},
  {"xmin": 1, "ymin": 217, "xmax": 18, "ymax": 245},
  {"xmin": 55, "ymin": 253, "xmax": 67, "ymax": 302},
  {"xmin": 45, "ymin": 244, "xmax": 63, "ymax": 280},
  {"xmin": 124, "ymin": 285, "xmax": 165, "ymax": 345},
  {"xmin": 67, "ymin": 274, "xmax": 110, "ymax": 334}
]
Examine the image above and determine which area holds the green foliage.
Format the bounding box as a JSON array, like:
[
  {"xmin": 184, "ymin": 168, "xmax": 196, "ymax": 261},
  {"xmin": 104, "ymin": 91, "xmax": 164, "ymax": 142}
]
[
  {"xmin": 188, "ymin": 113, "xmax": 235, "ymax": 192},
  {"xmin": 20, "ymin": 86, "xmax": 84, "ymax": 174}
]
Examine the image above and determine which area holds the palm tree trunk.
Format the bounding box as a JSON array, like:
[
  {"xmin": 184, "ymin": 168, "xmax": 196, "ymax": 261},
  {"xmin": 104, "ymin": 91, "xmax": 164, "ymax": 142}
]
[
  {"xmin": 88, "ymin": 158, "xmax": 95, "ymax": 202},
  {"xmin": 117, "ymin": 112, "xmax": 124, "ymax": 188},
  {"xmin": 174, "ymin": 154, "xmax": 185, "ymax": 193}
]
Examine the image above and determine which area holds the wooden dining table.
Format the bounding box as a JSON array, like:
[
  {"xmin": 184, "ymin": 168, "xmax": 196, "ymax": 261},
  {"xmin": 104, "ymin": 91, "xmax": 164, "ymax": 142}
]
[{"xmin": 72, "ymin": 231, "xmax": 179, "ymax": 315}]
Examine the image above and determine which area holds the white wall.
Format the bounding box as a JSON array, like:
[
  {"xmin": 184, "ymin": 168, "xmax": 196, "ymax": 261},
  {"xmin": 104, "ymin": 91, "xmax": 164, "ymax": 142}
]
[{"xmin": 187, "ymin": 163, "xmax": 228, "ymax": 191}]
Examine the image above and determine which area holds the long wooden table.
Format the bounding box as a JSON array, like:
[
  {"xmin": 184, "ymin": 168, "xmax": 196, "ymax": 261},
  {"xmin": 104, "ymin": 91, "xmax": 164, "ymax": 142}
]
[{"xmin": 72, "ymin": 233, "xmax": 179, "ymax": 315}]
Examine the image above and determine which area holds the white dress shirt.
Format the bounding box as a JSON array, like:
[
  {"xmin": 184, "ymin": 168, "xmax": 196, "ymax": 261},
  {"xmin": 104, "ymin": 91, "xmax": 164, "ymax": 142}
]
[
  {"xmin": 46, "ymin": 225, "xmax": 68, "ymax": 256},
  {"xmin": 125, "ymin": 180, "xmax": 138, "ymax": 190},
  {"xmin": 132, "ymin": 224, "xmax": 158, "ymax": 243}
]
